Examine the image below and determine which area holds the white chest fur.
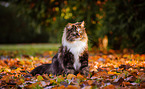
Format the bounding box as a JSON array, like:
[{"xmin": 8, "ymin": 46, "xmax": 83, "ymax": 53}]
[{"xmin": 62, "ymin": 31, "xmax": 87, "ymax": 70}]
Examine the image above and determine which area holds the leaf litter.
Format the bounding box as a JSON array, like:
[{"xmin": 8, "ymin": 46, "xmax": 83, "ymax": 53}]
[{"xmin": 0, "ymin": 50, "xmax": 145, "ymax": 89}]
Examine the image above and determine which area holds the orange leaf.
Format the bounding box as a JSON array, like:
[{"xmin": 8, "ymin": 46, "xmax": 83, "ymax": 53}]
[
  {"xmin": 82, "ymin": 86, "xmax": 92, "ymax": 89},
  {"xmin": 52, "ymin": 87, "xmax": 58, "ymax": 89},
  {"xmin": 58, "ymin": 85, "xmax": 65, "ymax": 89},
  {"xmin": 108, "ymin": 71, "xmax": 120, "ymax": 75},
  {"xmin": 104, "ymin": 84, "xmax": 115, "ymax": 89},
  {"xmin": 1, "ymin": 75, "xmax": 11, "ymax": 83},
  {"xmin": 65, "ymin": 85, "xmax": 78, "ymax": 89},
  {"xmin": 77, "ymin": 73, "xmax": 84, "ymax": 80},
  {"xmin": 87, "ymin": 80, "xmax": 93, "ymax": 85},
  {"xmin": 123, "ymin": 82, "xmax": 132, "ymax": 86},
  {"xmin": 17, "ymin": 78, "xmax": 24, "ymax": 85}
]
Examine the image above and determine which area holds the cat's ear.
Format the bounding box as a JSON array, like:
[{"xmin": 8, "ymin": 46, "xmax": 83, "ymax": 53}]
[
  {"xmin": 81, "ymin": 21, "xmax": 85, "ymax": 28},
  {"xmin": 66, "ymin": 23, "xmax": 72, "ymax": 29}
]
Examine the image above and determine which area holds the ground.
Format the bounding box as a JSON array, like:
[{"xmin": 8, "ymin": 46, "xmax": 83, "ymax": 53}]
[{"xmin": 0, "ymin": 44, "xmax": 145, "ymax": 89}]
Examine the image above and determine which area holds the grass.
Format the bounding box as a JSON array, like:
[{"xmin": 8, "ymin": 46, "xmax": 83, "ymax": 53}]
[
  {"xmin": 0, "ymin": 44, "xmax": 61, "ymax": 56},
  {"xmin": 0, "ymin": 44, "xmax": 60, "ymax": 50}
]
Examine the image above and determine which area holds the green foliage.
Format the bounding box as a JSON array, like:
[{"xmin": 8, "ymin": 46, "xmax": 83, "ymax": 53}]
[
  {"xmin": 5, "ymin": 0, "xmax": 103, "ymax": 44},
  {"xmin": 0, "ymin": 0, "xmax": 145, "ymax": 53},
  {"xmin": 101, "ymin": 0, "xmax": 145, "ymax": 53},
  {"xmin": 0, "ymin": 3, "xmax": 49, "ymax": 43}
]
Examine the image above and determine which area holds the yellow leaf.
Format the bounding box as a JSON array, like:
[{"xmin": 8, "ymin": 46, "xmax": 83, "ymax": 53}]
[
  {"xmin": 55, "ymin": 7, "xmax": 59, "ymax": 12},
  {"xmin": 5, "ymin": 68, "xmax": 11, "ymax": 72},
  {"xmin": 15, "ymin": 68, "xmax": 21, "ymax": 73},
  {"xmin": 66, "ymin": 7, "xmax": 70, "ymax": 12},
  {"xmin": 91, "ymin": 20, "xmax": 96, "ymax": 24},
  {"xmin": 20, "ymin": 61, "xmax": 25, "ymax": 65},
  {"xmin": 61, "ymin": 13, "xmax": 65, "ymax": 17},
  {"xmin": 37, "ymin": 75, "xmax": 44, "ymax": 81},
  {"xmin": 50, "ymin": 79, "xmax": 57, "ymax": 84},
  {"xmin": 67, "ymin": 74, "xmax": 76, "ymax": 79},
  {"xmin": 73, "ymin": 7, "xmax": 77, "ymax": 11},
  {"xmin": 108, "ymin": 71, "xmax": 120, "ymax": 75}
]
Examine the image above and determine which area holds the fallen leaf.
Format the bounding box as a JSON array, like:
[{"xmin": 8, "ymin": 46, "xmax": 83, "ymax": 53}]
[
  {"xmin": 104, "ymin": 84, "xmax": 115, "ymax": 89},
  {"xmin": 82, "ymin": 86, "xmax": 92, "ymax": 89},
  {"xmin": 77, "ymin": 73, "xmax": 84, "ymax": 80},
  {"xmin": 37, "ymin": 75, "xmax": 44, "ymax": 81},
  {"xmin": 65, "ymin": 85, "xmax": 78, "ymax": 89},
  {"xmin": 87, "ymin": 80, "xmax": 93, "ymax": 85},
  {"xmin": 57, "ymin": 75, "xmax": 64, "ymax": 83},
  {"xmin": 17, "ymin": 78, "xmax": 24, "ymax": 85},
  {"xmin": 140, "ymin": 82, "xmax": 145, "ymax": 88},
  {"xmin": 57, "ymin": 85, "xmax": 65, "ymax": 89},
  {"xmin": 113, "ymin": 77, "xmax": 124, "ymax": 84},
  {"xmin": 122, "ymin": 82, "xmax": 132, "ymax": 86},
  {"xmin": 67, "ymin": 74, "xmax": 76, "ymax": 80},
  {"xmin": 108, "ymin": 71, "xmax": 120, "ymax": 75}
]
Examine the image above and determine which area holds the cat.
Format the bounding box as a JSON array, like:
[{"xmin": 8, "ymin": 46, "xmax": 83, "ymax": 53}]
[{"xmin": 30, "ymin": 21, "xmax": 89, "ymax": 76}]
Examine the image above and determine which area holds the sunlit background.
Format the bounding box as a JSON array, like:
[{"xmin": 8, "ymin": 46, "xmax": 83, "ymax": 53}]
[{"xmin": 0, "ymin": 0, "xmax": 145, "ymax": 53}]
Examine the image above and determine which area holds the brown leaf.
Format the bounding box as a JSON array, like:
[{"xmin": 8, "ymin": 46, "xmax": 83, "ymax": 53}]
[
  {"xmin": 87, "ymin": 80, "xmax": 93, "ymax": 85},
  {"xmin": 57, "ymin": 85, "xmax": 65, "ymax": 89},
  {"xmin": 127, "ymin": 76, "xmax": 137, "ymax": 82},
  {"xmin": 140, "ymin": 82, "xmax": 145, "ymax": 88},
  {"xmin": 122, "ymin": 82, "xmax": 132, "ymax": 86},
  {"xmin": 119, "ymin": 64, "xmax": 131, "ymax": 70},
  {"xmin": 16, "ymin": 78, "xmax": 24, "ymax": 85},
  {"xmin": 113, "ymin": 77, "xmax": 124, "ymax": 85}
]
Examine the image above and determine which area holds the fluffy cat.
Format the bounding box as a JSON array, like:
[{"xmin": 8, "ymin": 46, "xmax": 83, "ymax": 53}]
[{"xmin": 30, "ymin": 21, "xmax": 89, "ymax": 76}]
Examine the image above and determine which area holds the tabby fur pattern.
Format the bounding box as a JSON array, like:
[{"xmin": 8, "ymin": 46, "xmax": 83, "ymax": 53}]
[{"xmin": 30, "ymin": 21, "xmax": 89, "ymax": 76}]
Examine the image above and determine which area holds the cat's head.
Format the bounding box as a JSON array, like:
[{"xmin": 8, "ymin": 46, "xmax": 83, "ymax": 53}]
[{"xmin": 63, "ymin": 21, "xmax": 88, "ymax": 42}]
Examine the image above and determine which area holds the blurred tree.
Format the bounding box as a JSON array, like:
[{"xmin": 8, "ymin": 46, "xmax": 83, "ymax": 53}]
[
  {"xmin": 101, "ymin": 0, "xmax": 145, "ymax": 53},
  {"xmin": 0, "ymin": 2, "xmax": 49, "ymax": 43},
  {"xmin": 0, "ymin": 3, "xmax": 33, "ymax": 43},
  {"xmin": 7, "ymin": 0, "xmax": 106, "ymax": 43},
  {"xmin": 1, "ymin": 0, "xmax": 145, "ymax": 53}
]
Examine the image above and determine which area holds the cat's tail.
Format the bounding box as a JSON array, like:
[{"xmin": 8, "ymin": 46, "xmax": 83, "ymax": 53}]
[{"xmin": 30, "ymin": 64, "xmax": 51, "ymax": 76}]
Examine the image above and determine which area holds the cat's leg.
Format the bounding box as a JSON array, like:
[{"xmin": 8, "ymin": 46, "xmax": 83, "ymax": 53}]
[
  {"xmin": 65, "ymin": 63, "xmax": 75, "ymax": 74},
  {"xmin": 80, "ymin": 52, "xmax": 89, "ymax": 76},
  {"xmin": 80, "ymin": 66, "xmax": 89, "ymax": 76},
  {"xmin": 65, "ymin": 69, "xmax": 75, "ymax": 74}
]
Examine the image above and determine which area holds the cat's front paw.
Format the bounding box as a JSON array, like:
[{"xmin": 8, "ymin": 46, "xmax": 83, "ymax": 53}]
[{"xmin": 81, "ymin": 67, "xmax": 89, "ymax": 76}]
